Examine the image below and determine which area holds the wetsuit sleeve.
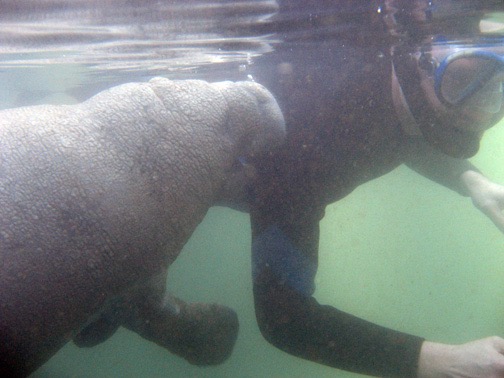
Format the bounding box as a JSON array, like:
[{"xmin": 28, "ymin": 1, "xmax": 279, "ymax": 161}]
[
  {"xmin": 403, "ymin": 136, "xmax": 480, "ymax": 196},
  {"xmin": 251, "ymin": 205, "xmax": 424, "ymax": 377}
]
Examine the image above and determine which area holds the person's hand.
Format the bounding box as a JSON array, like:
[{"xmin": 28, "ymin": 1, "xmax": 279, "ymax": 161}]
[
  {"xmin": 461, "ymin": 170, "xmax": 504, "ymax": 234},
  {"xmin": 418, "ymin": 337, "xmax": 504, "ymax": 378}
]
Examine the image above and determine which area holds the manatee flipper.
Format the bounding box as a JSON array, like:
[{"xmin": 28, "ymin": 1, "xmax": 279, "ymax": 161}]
[
  {"xmin": 123, "ymin": 292, "xmax": 239, "ymax": 366},
  {"xmin": 73, "ymin": 312, "xmax": 121, "ymax": 348},
  {"xmin": 74, "ymin": 269, "xmax": 239, "ymax": 365}
]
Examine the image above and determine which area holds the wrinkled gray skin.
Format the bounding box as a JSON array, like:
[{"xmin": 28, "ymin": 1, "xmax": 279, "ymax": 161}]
[{"xmin": 0, "ymin": 77, "xmax": 285, "ymax": 376}]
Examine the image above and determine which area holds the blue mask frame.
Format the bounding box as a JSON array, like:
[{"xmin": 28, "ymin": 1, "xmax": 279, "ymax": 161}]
[{"xmin": 434, "ymin": 50, "xmax": 504, "ymax": 106}]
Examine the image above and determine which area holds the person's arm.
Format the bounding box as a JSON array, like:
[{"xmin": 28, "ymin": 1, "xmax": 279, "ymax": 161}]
[
  {"xmin": 250, "ymin": 205, "xmax": 504, "ymax": 378},
  {"xmin": 403, "ymin": 136, "xmax": 479, "ymax": 196},
  {"xmin": 249, "ymin": 158, "xmax": 504, "ymax": 377},
  {"xmin": 250, "ymin": 202, "xmax": 424, "ymax": 377},
  {"xmin": 404, "ymin": 137, "xmax": 504, "ymax": 233}
]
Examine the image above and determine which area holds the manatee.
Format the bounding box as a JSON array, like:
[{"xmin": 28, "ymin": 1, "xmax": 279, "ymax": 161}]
[{"xmin": 0, "ymin": 77, "xmax": 285, "ymax": 376}]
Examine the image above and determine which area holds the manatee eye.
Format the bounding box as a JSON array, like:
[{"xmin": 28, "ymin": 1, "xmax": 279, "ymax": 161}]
[{"xmin": 227, "ymin": 157, "xmax": 246, "ymax": 174}]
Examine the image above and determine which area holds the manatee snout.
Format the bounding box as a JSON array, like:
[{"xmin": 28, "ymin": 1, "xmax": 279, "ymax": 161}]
[
  {"xmin": 216, "ymin": 80, "xmax": 286, "ymax": 158},
  {"xmin": 244, "ymin": 81, "xmax": 285, "ymax": 154}
]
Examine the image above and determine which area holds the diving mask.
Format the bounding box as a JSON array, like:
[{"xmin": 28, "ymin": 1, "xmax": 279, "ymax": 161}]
[{"xmin": 421, "ymin": 46, "xmax": 504, "ymax": 112}]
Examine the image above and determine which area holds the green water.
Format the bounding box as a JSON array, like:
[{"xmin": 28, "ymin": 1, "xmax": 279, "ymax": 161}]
[{"xmin": 32, "ymin": 123, "xmax": 504, "ymax": 377}]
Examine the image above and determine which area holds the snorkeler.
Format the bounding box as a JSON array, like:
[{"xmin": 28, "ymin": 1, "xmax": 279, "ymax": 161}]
[{"xmin": 248, "ymin": 1, "xmax": 504, "ymax": 376}]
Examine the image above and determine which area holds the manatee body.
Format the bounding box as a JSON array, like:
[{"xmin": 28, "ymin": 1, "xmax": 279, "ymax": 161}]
[{"xmin": 0, "ymin": 77, "xmax": 285, "ymax": 376}]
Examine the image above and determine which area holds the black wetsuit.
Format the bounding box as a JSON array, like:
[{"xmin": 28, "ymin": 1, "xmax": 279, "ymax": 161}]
[{"xmin": 248, "ymin": 2, "xmax": 476, "ymax": 376}]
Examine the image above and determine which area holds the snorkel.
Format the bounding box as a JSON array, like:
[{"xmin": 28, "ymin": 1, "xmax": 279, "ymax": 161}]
[{"xmin": 385, "ymin": 0, "xmax": 504, "ymax": 158}]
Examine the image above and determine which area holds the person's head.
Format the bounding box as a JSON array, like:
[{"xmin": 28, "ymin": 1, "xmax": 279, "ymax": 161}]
[{"xmin": 386, "ymin": 0, "xmax": 504, "ymax": 158}]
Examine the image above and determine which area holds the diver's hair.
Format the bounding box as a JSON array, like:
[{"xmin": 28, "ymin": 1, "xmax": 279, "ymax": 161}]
[
  {"xmin": 384, "ymin": 0, "xmax": 499, "ymax": 43},
  {"xmin": 384, "ymin": 0, "xmax": 426, "ymax": 43}
]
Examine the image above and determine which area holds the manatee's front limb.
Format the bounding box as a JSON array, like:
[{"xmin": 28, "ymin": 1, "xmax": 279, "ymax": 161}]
[
  {"xmin": 74, "ymin": 271, "xmax": 239, "ymax": 366},
  {"xmin": 73, "ymin": 312, "xmax": 121, "ymax": 348},
  {"xmin": 123, "ymin": 292, "xmax": 239, "ymax": 366}
]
